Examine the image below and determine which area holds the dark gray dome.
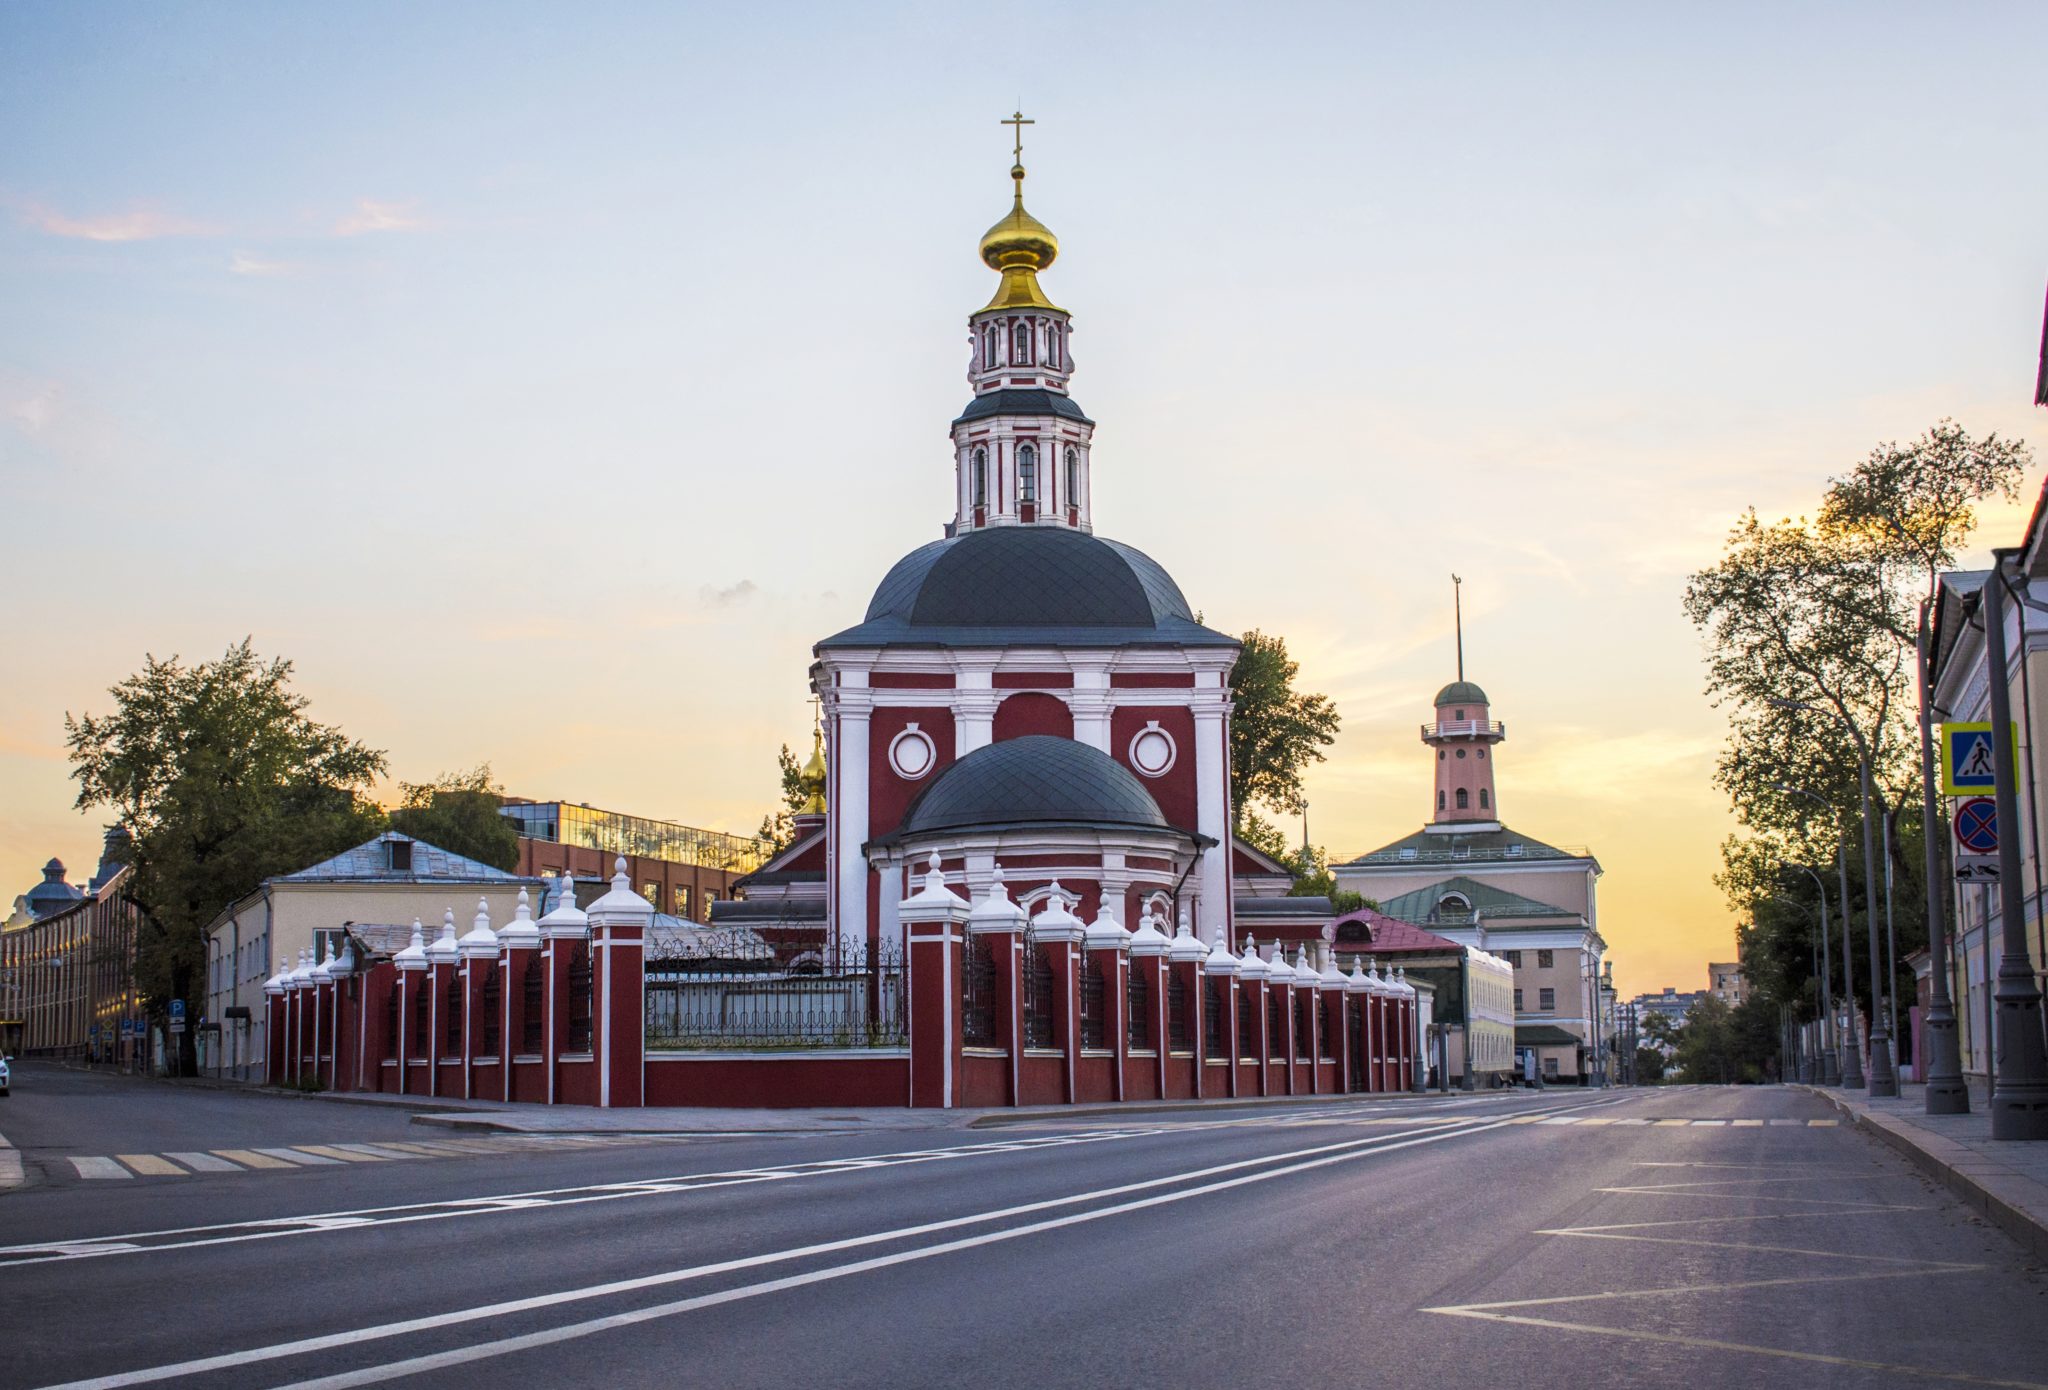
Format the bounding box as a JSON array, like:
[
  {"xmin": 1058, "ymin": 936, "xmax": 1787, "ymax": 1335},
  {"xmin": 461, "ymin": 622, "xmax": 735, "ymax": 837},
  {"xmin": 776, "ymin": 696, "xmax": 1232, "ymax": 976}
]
[
  {"xmin": 26, "ymin": 858, "xmax": 83, "ymax": 918},
  {"xmin": 878, "ymin": 527, "xmax": 1187, "ymax": 628},
  {"xmin": 1434, "ymin": 680, "xmax": 1490, "ymax": 707},
  {"xmin": 892, "ymin": 736, "xmax": 1170, "ymax": 839}
]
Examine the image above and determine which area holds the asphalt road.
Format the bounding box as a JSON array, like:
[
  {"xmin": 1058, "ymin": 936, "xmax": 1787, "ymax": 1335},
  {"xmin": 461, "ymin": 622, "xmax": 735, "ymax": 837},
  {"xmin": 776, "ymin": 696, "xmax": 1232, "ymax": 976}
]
[{"xmin": 2, "ymin": 1064, "xmax": 2044, "ymax": 1389}]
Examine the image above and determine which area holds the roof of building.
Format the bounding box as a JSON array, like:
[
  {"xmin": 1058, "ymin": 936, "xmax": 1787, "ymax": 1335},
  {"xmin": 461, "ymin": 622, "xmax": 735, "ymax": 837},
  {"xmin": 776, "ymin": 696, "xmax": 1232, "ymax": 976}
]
[
  {"xmin": 818, "ymin": 527, "xmax": 1238, "ymax": 652},
  {"xmin": 1328, "ymin": 907, "xmax": 1469, "ymax": 955},
  {"xmin": 1234, "ymin": 896, "xmax": 1333, "ymax": 923},
  {"xmin": 952, "ymin": 389, "xmax": 1093, "ymax": 428},
  {"xmin": 1433, "ymin": 679, "xmax": 1490, "ymax": 707},
  {"xmin": 1338, "ymin": 823, "xmax": 1593, "ymax": 869},
  {"xmin": 1514, "ymin": 1024, "xmax": 1582, "ymax": 1047},
  {"xmin": 1376, "ymin": 875, "xmax": 1580, "ymax": 926},
  {"xmin": 24, "ymin": 859, "xmax": 84, "ymax": 917},
  {"xmin": 1930, "ymin": 569, "xmax": 1993, "ymax": 690},
  {"xmin": 876, "ymin": 735, "xmax": 1183, "ymax": 844},
  {"xmin": 709, "ymin": 896, "xmax": 829, "ymax": 927},
  {"xmin": 279, "ymin": 832, "xmax": 535, "ymax": 886}
]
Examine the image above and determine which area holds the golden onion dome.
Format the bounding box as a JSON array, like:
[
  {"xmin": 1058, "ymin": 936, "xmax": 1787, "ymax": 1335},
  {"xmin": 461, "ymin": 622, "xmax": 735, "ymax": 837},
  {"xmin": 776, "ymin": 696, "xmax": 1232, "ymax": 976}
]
[
  {"xmin": 977, "ymin": 162, "xmax": 1062, "ymax": 313},
  {"xmin": 798, "ymin": 728, "xmax": 828, "ymax": 816}
]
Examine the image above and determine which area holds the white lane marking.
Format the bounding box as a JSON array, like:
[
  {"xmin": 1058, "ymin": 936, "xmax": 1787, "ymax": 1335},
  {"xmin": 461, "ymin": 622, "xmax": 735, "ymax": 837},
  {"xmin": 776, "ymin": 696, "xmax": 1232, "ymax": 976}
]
[
  {"xmin": 68, "ymin": 1158, "xmax": 131, "ymax": 1180},
  {"xmin": 39, "ymin": 1115, "xmax": 1531, "ymax": 1390},
  {"xmin": 164, "ymin": 1153, "xmax": 242, "ymax": 1174},
  {"xmin": 256, "ymin": 1149, "xmax": 337, "ymax": 1166}
]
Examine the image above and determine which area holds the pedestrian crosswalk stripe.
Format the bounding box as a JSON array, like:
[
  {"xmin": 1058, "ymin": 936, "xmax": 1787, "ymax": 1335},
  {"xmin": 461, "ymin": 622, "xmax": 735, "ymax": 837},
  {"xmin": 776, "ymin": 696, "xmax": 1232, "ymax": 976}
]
[
  {"xmin": 1690, "ymin": 1119, "xmax": 1726, "ymax": 1127},
  {"xmin": 166, "ymin": 1152, "xmax": 243, "ymax": 1172},
  {"xmin": 1653, "ymin": 1119, "xmax": 1691, "ymax": 1127},
  {"xmin": 214, "ymin": 1149, "xmax": 295, "ymax": 1169},
  {"xmin": 291, "ymin": 1144, "xmax": 384, "ymax": 1162},
  {"xmin": 1769, "ymin": 1118, "xmax": 1803, "ymax": 1126},
  {"xmin": 330, "ymin": 1143, "xmax": 418, "ymax": 1159},
  {"xmin": 1808, "ymin": 1119, "xmax": 1837, "ymax": 1126},
  {"xmin": 69, "ymin": 1157, "xmax": 130, "ymax": 1179},
  {"xmin": 366, "ymin": 1142, "xmax": 457, "ymax": 1156},
  {"xmin": 1733, "ymin": 1119, "xmax": 1764, "ymax": 1127},
  {"xmin": 255, "ymin": 1147, "xmax": 338, "ymax": 1165},
  {"xmin": 116, "ymin": 1154, "xmax": 186, "ymax": 1176}
]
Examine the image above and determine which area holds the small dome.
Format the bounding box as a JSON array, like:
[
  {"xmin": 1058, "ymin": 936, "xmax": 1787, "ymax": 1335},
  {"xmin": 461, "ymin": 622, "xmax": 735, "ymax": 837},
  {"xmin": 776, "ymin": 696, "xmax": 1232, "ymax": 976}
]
[
  {"xmin": 26, "ymin": 858, "xmax": 83, "ymax": 918},
  {"xmin": 894, "ymin": 736, "xmax": 1170, "ymax": 839},
  {"xmin": 1434, "ymin": 680, "xmax": 1490, "ymax": 707},
  {"xmin": 980, "ymin": 185, "xmax": 1058, "ymax": 275}
]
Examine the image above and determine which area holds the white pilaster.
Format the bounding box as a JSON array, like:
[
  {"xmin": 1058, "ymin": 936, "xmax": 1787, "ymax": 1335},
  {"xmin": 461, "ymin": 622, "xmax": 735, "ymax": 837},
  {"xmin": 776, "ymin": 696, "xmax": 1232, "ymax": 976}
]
[
  {"xmin": 834, "ymin": 682, "xmax": 873, "ymax": 961},
  {"xmin": 1193, "ymin": 675, "xmax": 1233, "ymax": 946}
]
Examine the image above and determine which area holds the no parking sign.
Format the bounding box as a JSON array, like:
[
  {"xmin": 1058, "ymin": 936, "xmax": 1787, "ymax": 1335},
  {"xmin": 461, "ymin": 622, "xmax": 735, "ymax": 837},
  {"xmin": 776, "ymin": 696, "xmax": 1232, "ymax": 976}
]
[{"xmin": 1953, "ymin": 796, "xmax": 2000, "ymax": 882}]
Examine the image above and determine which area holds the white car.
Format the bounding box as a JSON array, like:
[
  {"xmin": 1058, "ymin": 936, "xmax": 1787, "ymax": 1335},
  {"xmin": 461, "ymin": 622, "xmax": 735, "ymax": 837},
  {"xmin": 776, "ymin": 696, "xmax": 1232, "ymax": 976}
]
[{"xmin": 0, "ymin": 1056, "xmax": 10, "ymax": 1097}]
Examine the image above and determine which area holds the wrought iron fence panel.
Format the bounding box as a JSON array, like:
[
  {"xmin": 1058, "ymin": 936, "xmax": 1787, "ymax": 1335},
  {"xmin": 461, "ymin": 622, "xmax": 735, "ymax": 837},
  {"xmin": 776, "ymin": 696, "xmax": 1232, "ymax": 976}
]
[
  {"xmin": 1022, "ymin": 943, "xmax": 1057, "ymax": 1049},
  {"xmin": 1204, "ymin": 979, "xmax": 1224, "ymax": 1056},
  {"xmin": 566, "ymin": 946, "xmax": 593, "ymax": 1053},
  {"xmin": 1167, "ymin": 971, "xmax": 1189, "ymax": 1051},
  {"xmin": 1078, "ymin": 953, "xmax": 1105, "ymax": 1049},
  {"xmin": 481, "ymin": 966, "xmax": 501, "ymax": 1055},
  {"xmin": 522, "ymin": 954, "xmax": 544, "ymax": 1054},
  {"xmin": 644, "ymin": 939, "xmax": 906, "ymax": 1050},
  {"xmin": 412, "ymin": 976, "xmax": 430, "ymax": 1052},
  {"xmin": 962, "ymin": 937, "xmax": 998, "ymax": 1047},
  {"xmin": 384, "ymin": 982, "xmax": 399, "ymax": 1061},
  {"xmin": 1127, "ymin": 968, "xmax": 1150, "ymax": 1050},
  {"xmin": 1268, "ymin": 991, "xmax": 1286, "ymax": 1054},
  {"xmin": 1237, "ymin": 988, "xmax": 1257, "ymax": 1056}
]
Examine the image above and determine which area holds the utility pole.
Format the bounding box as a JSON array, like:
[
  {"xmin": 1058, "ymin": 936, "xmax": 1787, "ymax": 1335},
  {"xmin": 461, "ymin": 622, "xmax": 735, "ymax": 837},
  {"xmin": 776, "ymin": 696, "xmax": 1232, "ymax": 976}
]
[{"xmin": 1982, "ymin": 555, "xmax": 2048, "ymax": 1138}]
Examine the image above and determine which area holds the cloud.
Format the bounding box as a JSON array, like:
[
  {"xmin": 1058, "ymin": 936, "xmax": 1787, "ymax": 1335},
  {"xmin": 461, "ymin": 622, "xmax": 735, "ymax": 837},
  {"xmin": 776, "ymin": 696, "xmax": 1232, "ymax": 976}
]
[
  {"xmin": 333, "ymin": 199, "xmax": 428, "ymax": 236},
  {"xmin": 701, "ymin": 580, "xmax": 759, "ymax": 608},
  {"xmin": 3, "ymin": 381, "xmax": 62, "ymax": 436},
  {"xmin": 229, "ymin": 250, "xmax": 298, "ymax": 278},
  {"xmin": 18, "ymin": 200, "xmax": 214, "ymax": 242}
]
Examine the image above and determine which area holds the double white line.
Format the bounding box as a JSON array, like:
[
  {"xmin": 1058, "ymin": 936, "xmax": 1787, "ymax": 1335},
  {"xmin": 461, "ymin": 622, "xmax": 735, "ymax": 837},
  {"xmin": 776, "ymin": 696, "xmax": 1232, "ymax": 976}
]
[{"xmin": 40, "ymin": 1105, "xmax": 1584, "ymax": 1390}]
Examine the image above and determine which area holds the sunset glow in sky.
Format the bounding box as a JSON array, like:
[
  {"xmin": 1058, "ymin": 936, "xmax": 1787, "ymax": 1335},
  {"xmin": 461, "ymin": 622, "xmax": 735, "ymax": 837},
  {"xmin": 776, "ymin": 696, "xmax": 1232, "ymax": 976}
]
[{"xmin": 4, "ymin": 3, "xmax": 2046, "ymax": 995}]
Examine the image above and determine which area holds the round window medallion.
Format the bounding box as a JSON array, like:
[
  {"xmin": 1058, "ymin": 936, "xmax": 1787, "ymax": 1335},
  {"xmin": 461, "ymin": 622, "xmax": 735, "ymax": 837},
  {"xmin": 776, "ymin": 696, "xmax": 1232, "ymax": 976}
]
[
  {"xmin": 889, "ymin": 725, "xmax": 936, "ymax": 780},
  {"xmin": 1129, "ymin": 722, "xmax": 1177, "ymax": 778}
]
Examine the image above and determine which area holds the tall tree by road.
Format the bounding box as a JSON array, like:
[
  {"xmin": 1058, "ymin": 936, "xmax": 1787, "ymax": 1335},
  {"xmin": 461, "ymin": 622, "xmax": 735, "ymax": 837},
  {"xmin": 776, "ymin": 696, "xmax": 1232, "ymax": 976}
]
[
  {"xmin": 387, "ymin": 764, "xmax": 521, "ymax": 871},
  {"xmin": 1228, "ymin": 630, "xmax": 1341, "ymax": 859},
  {"xmin": 66, "ymin": 640, "xmax": 387, "ymax": 1074}
]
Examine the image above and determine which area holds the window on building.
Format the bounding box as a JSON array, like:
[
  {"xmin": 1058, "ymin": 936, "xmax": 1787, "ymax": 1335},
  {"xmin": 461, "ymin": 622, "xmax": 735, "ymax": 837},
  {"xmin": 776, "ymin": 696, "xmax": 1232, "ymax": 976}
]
[
  {"xmin": 971, "ymin": 448, "xmax": 988, "ymax": 506},
  {"xmin": 704, "ymin": 890, "xmax": 720, "ymax": 919},
  {"xmin": 673, "ymin": 886, "xmax": 690, "ymax": 918},
  {"xmin": 1504, "ymin": 950, "xmax": 1521, "ymax": 968},
  {"xmin": 982, "ymin": 324, "xmax": 996, "ymax": 369},
  {"xmin": 1479, "ymin": 789, "xmax": 1490, "ymax": 809},
  {"xmin": 1011, "ymin": 318, "xmax": 1032, "ymax": 366},
  {"xmin": 1543, "ymin": 1056, "xmax": 1560, "ymax": 1078},
  {"xmin": 387, "ymin": 839, "xmax": 413, "ymax": 872},
  {"xmin": 1455, "ymin": 789, "xmax": 1469, "ymax": 809},
  {"xmin": 1537, "ymin": 949, "xmax": 1554, "ymax": 968},
  {"xmin": 1437, "ymin": 791, "xmax": 1446, "ymax": 810},
  {"xmin": 1514, "ymin": 988, "xmax": 1524, "ymax": 1011},
  {"xmin": 1065, "ymin": 447, "xmax": 1079, "ymax": 507},
  {"xmin": 642, "ymin": 882, "xmax": 660, "ymax": 907},
  {"xmin": 1048, "ymin": 323, "xmax": 1063, "ymax": 367},
  {"xmin": 1539, "ymin": 987, "xmax": 1555, "ymax": 1012},
  {"xmin": 1018, "ymin": 444, "xmax": 1037, "ymax": 502}
]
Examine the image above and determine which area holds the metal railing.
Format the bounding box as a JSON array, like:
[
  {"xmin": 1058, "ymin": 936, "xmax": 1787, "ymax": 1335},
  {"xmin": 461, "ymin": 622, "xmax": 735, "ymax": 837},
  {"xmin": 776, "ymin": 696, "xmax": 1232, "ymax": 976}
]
[
  {"xmin": 1420, "ymin": 720, "xmax": 1506, "ymax": 740},
  {"xmin": 644, "ymin": 938, "xmax": 904, "ymax": 1050}
]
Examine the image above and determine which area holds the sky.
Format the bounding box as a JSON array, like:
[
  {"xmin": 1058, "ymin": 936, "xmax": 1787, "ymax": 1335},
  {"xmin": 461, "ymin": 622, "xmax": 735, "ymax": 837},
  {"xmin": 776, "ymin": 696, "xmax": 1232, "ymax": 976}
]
[{"xmin": 3, "ymin": 2, "xmax": 2045, "ymax": 997}]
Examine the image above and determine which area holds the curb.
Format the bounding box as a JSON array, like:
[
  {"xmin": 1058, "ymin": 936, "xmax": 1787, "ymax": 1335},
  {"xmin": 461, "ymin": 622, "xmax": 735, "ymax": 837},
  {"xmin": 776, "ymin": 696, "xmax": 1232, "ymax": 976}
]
[
  {"xmin": 1795, "ymin": 1085, "xmax": 2048, "ymax": 1262},
  {"xmin": 0, "ymin": 1130, "xmax": 21, "ymax": 1193}
]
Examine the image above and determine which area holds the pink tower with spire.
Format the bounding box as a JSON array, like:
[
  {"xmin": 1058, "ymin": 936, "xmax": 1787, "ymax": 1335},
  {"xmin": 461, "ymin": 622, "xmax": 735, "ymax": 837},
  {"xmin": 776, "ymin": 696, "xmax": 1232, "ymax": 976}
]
[{"xmin": 1422, "ymin": 575, "xmax": 1505, "ymax": 826}]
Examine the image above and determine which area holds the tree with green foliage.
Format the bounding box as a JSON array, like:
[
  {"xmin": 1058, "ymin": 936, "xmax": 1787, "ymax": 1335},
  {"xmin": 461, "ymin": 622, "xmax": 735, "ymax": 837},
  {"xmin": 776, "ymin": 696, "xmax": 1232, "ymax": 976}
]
[
  {"xmin": 1228, "ymin": 630, "xmax": 1341, "ymax": 854},
  {"xmin": 757, "ymin": 743, "xmax": 808, "ymax": 851},
  {"xmin": 1682, "ymin": 420, "xmax": 2028, "ymax": 1057},
  {"xmin": 66, "ymin": 641, "xmax": 387, "ymax": 1074},
  {"xmin": 387, "ymin": 764, "xmax": 520, "ymax": 871}
]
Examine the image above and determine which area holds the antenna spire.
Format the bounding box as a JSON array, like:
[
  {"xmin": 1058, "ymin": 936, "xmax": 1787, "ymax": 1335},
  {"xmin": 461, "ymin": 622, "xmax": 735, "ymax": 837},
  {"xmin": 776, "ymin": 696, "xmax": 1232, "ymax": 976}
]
[{"xmin": 1452, "ymin": 574, "xmax": 1464, "ymax": 681}]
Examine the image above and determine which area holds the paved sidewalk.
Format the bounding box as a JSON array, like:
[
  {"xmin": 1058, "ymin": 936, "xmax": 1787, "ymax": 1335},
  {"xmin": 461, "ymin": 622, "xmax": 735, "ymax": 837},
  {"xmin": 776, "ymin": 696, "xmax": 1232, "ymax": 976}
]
[{"xmin": 1795, "ymin": 1082, "xmax": 2048, "ymax": 1259}]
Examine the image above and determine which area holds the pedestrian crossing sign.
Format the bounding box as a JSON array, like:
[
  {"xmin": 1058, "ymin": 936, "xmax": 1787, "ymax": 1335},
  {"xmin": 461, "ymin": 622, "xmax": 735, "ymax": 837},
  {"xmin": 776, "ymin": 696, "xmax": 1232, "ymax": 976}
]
[{"xmin": 1940, "ymin": 722, "xmax": 2015, "ymax": 796}]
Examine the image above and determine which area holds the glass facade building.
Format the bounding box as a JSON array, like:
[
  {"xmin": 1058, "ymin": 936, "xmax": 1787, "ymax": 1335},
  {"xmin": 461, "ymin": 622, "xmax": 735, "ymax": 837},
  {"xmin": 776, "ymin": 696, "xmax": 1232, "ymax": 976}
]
[{"xmin": 501, "ymin": 802, "xmax": 770, "ymax": 876}]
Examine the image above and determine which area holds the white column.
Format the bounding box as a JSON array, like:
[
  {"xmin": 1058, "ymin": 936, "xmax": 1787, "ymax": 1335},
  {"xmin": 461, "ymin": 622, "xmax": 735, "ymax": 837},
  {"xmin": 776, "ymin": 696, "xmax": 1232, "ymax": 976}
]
[
  {"xmin": 1070, "ymin": 662, "xmax": 1111, "ymax": 753},
  {"xmin": 1193, "ymin": 675, "xmax": 1232, "ymax": 946},
  {"xmin": 834, "ymin": 684, "xmax": 873, "ymax": 962},
  {"xmin": 956, "ymin": 662, "xmax": 997, "ymax": 755},
  {"xmin": 878, "ymin": 852, "xmax": 906, "ymax": 955}
]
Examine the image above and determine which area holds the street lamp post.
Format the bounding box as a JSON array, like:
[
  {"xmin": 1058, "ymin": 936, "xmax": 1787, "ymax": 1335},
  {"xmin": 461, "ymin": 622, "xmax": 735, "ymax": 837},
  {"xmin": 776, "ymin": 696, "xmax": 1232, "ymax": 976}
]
[
  {"xmin": 1918, "ymin": 600, "xmax": 1969, "ymax": 1114},
  {"xmin": 1980, "ymin": 558, "xmax": 2048, "ymax": 1139},
  {"xmin": 1770, "ymin": 873, "xmax": 1836, "ymax": 1083},
  {"xmin": 1772, "ymin": 703, "xmax": 1896, "ymax": 1096},
  {"xmin": 1778, "ymin": 787, "xmax": 1857, "ymax": 1085}
]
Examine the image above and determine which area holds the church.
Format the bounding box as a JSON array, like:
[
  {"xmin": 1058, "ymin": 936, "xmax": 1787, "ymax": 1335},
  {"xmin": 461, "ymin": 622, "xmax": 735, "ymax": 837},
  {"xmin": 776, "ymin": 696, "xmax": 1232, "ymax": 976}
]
[{"xmin": 730, "ymin": 122, "xmax": 1331, "ymax": 958}]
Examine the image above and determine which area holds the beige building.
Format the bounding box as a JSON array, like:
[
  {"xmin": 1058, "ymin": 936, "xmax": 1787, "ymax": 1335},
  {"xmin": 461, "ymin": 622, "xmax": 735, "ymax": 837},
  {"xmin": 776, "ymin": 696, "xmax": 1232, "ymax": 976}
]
[
  {"xmin": 1708, "ymin": 961, "xmax": 1745, "ymax": 1007},
  {"xmin": 1334, "ymin": 671, "xmax": 1608, "ymax": 1084},
  {"xmin": 202, "ymin": 832, "xmax": 540, "ymax": 1081},
  {"xmin": 1930, "ymin": 498, "xmax": 2048, "ymax": 1090}
]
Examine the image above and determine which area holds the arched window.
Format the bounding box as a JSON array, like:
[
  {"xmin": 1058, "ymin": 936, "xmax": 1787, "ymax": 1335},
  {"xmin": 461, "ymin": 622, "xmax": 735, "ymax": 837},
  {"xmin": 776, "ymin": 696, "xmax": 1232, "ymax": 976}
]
[
  {"xmin": 971, "ymin": 448, "xmax": 987, "ymax": 506},
  {"xmin": 1456, "ymin": 788, "xmax": 1469, "ymax": 809},
  {"xmin": 1437, "ymin": 790, "xmax": 1446, "ymax": 810},
  {"xmin": 1065, "ymin": 447, "xmax": 1079, "ymax": 506},
  {"xmin": 1048, "ymin": 323, "xmax": 1063, "ymax": 369},
  {"xmin": 1011, "ymin": 318, "xmax": 1032, "ymax": 366},
  {"xmin": 1017, "ymin": 444, "xmax": 1037, "ymax": 502},
  {"xmin": 981, "ymin": 325, "xmax": 996, "ymax": 370},
  {"xmin": 1479, "ymin": 789, "xmax": 1490, "ymax": 809}
]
